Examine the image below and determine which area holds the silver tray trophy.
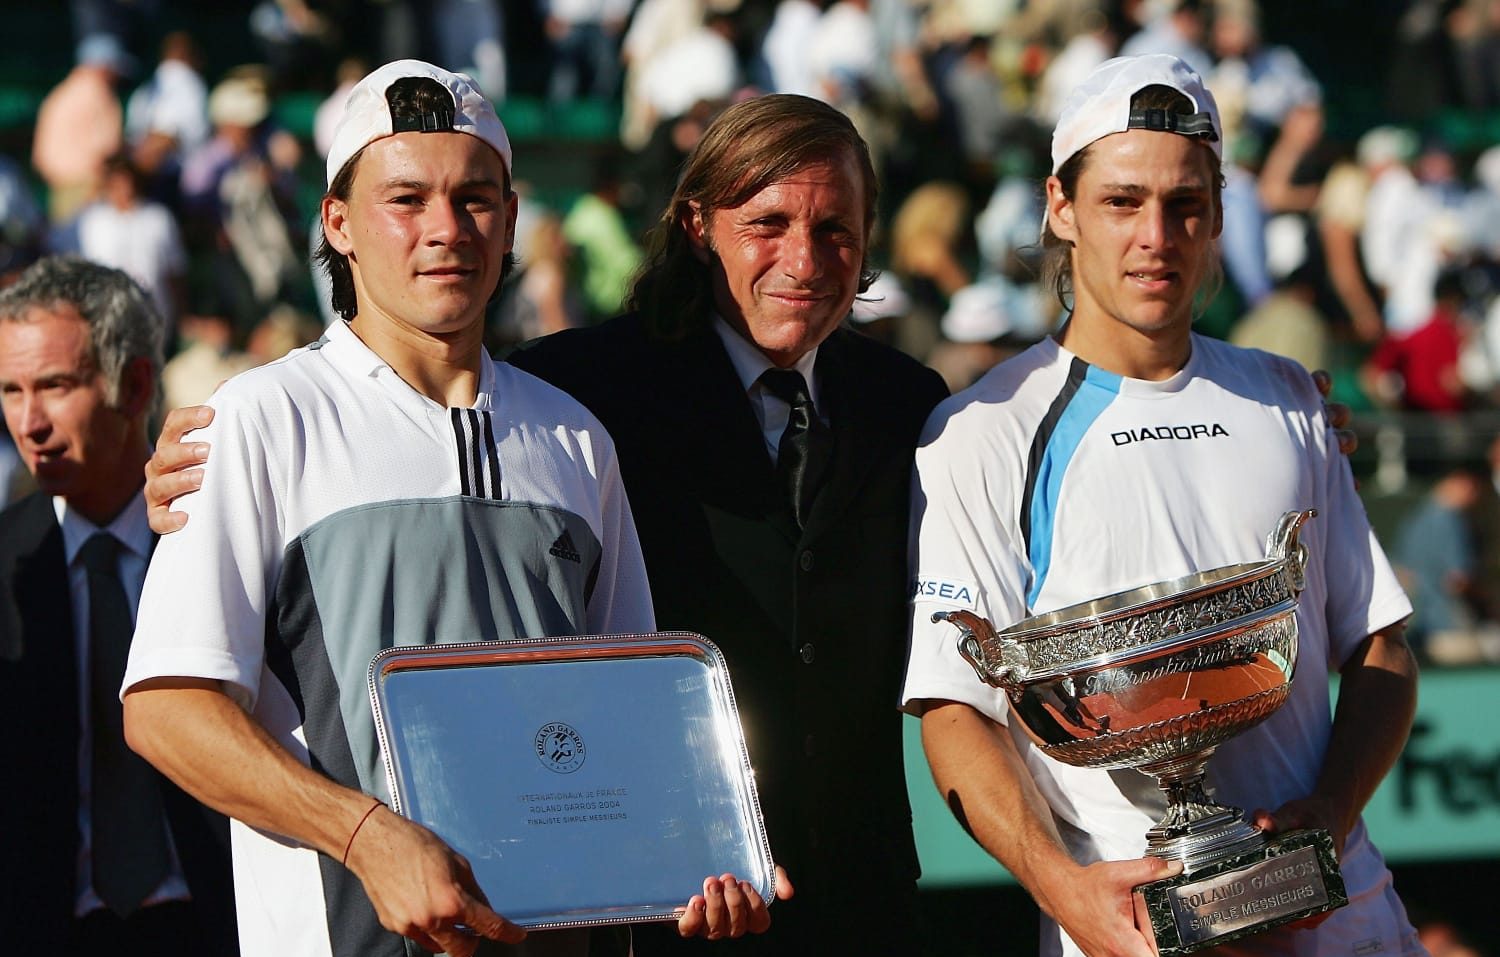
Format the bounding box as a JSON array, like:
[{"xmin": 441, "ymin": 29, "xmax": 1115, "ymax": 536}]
[
  {"xmin": 368, "ymin": 633, "xmax": 775, "ymax": 930},
  {"xmin": 934, "ymin": 510, "xmax": 1346, "ymax": 955}
]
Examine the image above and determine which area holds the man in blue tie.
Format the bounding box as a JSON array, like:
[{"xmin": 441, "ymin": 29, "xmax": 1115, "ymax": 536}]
[{"xmin": 0, "ymin": 256, "xmax": 237, "ymax": 956}]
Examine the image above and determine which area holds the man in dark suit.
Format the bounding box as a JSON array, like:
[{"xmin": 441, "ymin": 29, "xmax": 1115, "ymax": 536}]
[
  {"xmin": 508, "ymin": 95, "xmax": 949, "ymax": 954},
  {"xmin": 0, "ymin": 257, "xmax": 236, "ymax": 956}
]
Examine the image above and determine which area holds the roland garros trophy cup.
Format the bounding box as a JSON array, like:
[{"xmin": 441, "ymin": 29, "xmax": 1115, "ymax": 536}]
[{"xmin": 934, "ymin": 509, "xmax": 1347, "ymax": 955}]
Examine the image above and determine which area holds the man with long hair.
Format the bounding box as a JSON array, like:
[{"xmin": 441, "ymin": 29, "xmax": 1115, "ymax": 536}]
[{"xmin": 508, "ymin": 94, "xmax": 949, "ymax": 954}]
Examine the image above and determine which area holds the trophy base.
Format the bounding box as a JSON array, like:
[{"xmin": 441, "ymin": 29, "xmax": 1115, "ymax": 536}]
[{"xmin": 1134, "ymin": 829, "xmax": 1347, "ymax": 956}]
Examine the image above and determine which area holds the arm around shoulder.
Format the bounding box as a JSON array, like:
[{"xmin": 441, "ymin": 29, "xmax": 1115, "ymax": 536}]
[{"xmin": 144, "ymin": 404, "xmax": 216, "ymax": 534}]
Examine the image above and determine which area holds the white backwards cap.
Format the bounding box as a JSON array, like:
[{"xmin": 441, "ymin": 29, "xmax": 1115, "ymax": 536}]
[
  {"xmin": 1050, "ymin": 54, "xmax": 1221, "ymax": 174},
  {"xmin": 325, "ymin": 59, "xmax": 513, "ymax": 187}
]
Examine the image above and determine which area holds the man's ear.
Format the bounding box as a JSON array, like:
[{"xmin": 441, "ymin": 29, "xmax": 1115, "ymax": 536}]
[
  {"xmin": 323, "ymin": 195, "xmax": 354, "ymax": 258},
  {"xmin": 1045, "ymin": 175, "xmax": 1077, "ymax": 244},
  {"xmin": 503, "ymin": 190, "xmax": 519, "ymax": 256},
  {"xmin": 115, "ymin": 355, "xmax": 155, "ymax": 418},
  {"xmin": 683, "ymin": 202, "xmax": 711, "ymax": 265}
]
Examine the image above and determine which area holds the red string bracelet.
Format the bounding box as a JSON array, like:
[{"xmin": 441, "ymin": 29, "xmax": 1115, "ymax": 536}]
[{"xmin": 343, "ymin": 798, "xmax": 384, "ymax": 867}]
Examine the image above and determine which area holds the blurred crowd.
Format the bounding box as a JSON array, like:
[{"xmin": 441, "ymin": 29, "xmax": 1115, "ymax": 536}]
[{"xmin": 3, "ymin": 0, "xmax": 1500, "ymax": 678}]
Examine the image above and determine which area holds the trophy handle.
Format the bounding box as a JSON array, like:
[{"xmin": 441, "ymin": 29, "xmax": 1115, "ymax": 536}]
[
  {"xmin": 1265, "ymin": 509, "xmax": 1317, "ymax": 592},
  {"xmin": 932, "ymin": 609, "xmax": 1029, "ymax": 688}
]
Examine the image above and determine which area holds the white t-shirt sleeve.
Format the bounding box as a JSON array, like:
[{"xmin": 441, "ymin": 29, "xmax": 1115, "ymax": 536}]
[
  {"xmin": 1308, "ymin": 382, "xmax": 1411, "ymax": 667},
  {"xmin": 901, "ymin": 406, "xmax": 1029, "ymax": 723},
  {"xmin": 583, "ymin": 430, "xmax": 656, "ymax": 635},
  {"xmin": 125, "ymin": 388, "xmax": 283, "ymax": 710}
]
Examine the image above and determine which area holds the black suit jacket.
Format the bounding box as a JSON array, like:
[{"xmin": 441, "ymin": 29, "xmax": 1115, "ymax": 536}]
[
  {"xmin": 510, "ymin": 315, "xmax": 948, "ymax": 955},
  {"xmin": 0, "ymin": 492, "xmax": 238, "ymax": 954}
]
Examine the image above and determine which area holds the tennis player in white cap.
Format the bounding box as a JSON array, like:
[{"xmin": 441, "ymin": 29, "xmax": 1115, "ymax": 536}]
[
  {"xmin": 902, "ymin": 54, "xmax": 1422, "ymax": 957},
  {"xmin": 123, "ymin": 60, "xmax": 771, "ymax": 957}
]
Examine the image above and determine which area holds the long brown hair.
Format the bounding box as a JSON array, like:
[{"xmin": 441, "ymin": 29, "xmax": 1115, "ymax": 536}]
[{"xmin": 627, "ymin": 94, "xmax": 879, "ymax": 340}]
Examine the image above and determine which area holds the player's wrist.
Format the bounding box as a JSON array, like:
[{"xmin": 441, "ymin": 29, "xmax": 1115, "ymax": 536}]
[
  {"xmin": 1023, "ymin": 849, "xmax": 1090, "ymax": 921},
  {"xmin": 339, "ymin": 798, "xmax": 398, "ymax": 874},
  {"xmin": 343, "ymin": 797, "xmax": 385, "ymax": 867},
  {"xmin": 1310, "ymin": 789, "xmax": 1359, "ymax": 843}
]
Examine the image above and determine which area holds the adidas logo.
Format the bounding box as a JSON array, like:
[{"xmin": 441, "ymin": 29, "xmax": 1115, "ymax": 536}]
[{"xmin": 549, "ymin": 530, "xmax": 582, "ymax": 563}]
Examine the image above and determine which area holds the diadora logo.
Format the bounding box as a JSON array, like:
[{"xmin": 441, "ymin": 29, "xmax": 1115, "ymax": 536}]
[
  {"xmin": 549, "ymin": 530, "xmax": 582, "ymax": 563},
  {"xmin": 911, "ymin": 577, "xmax": 979, "ymax": 609},
  {"xmin": 535, "ymin": 722, "xmax": 586, "ymax": 774},
  {"xmin": 1111, "ymin": 423, "xmax": 1229, "ymax": 446}
]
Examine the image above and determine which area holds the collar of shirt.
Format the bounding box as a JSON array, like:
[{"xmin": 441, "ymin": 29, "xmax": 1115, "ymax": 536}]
[
  {"xmin": 52, "ymin": 488, "xmax": 152, "ymax": 567},
  {"xmin": 53, "ymin": 486, "xmax": 152, "ymax": 639},
  {"xmin": 712, "ymin": 315, "xmax": 822, "ymax": 406},
  {"xmin": 712, "ymin": 315, "xmax": 822, "ymax": 463},
  {"xmin": 319, "ymin": 318, "xmax": 499, "ymax": 415}
]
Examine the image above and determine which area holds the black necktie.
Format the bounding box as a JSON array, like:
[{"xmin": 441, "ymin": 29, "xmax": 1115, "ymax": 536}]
[
  {"xmin": 80, "ymin": 532, "xmax": 170, "ymax": 916},
  {"xmin": 759, "ymin": 368, "xmax": 832, "ymax": 528}
]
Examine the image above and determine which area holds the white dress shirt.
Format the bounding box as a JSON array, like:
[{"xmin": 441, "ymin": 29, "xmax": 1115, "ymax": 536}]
[{"xmin": 713, "ymin": 316, "xmax": 823, "ymax": 466}]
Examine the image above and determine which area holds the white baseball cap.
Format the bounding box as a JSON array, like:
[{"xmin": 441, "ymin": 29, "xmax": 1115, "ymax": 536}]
[
  {"xmin": 1050, "ymin": 54, "xmax": 1221, "ymax": 174},
  {"xmin": 325, "ymin": 59, "xmax": 513, "ymax": 187}
]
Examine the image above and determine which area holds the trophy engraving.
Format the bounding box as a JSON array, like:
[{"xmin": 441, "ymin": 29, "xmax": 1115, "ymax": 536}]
[{"xmin": 935, "ymin": 509, "xmax": 1347, "ymax": 955}]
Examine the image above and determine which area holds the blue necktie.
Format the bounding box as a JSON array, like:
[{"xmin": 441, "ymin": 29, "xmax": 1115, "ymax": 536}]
[{"xmin": 80, "ymin": 532, "xmax": 170, "ymax": 916}]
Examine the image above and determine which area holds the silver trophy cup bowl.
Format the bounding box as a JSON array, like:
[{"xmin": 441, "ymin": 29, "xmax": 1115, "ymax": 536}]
[
  {"xmin": 934, "ymin": 509, "xmax": 1349, "ymax": 952},
  {"xmin": 934, "ymin": 509, "xmax": 1317, "ymax": 870}
]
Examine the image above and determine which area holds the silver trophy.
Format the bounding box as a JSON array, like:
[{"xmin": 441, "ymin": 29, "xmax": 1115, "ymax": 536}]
[
  {"xmin": 367, "ymin": 633, "xmax": 776, "ymax": 929},
  {"xmin": 934, "ymin": 509, "xmax": 1346, "ymax": 955}
]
